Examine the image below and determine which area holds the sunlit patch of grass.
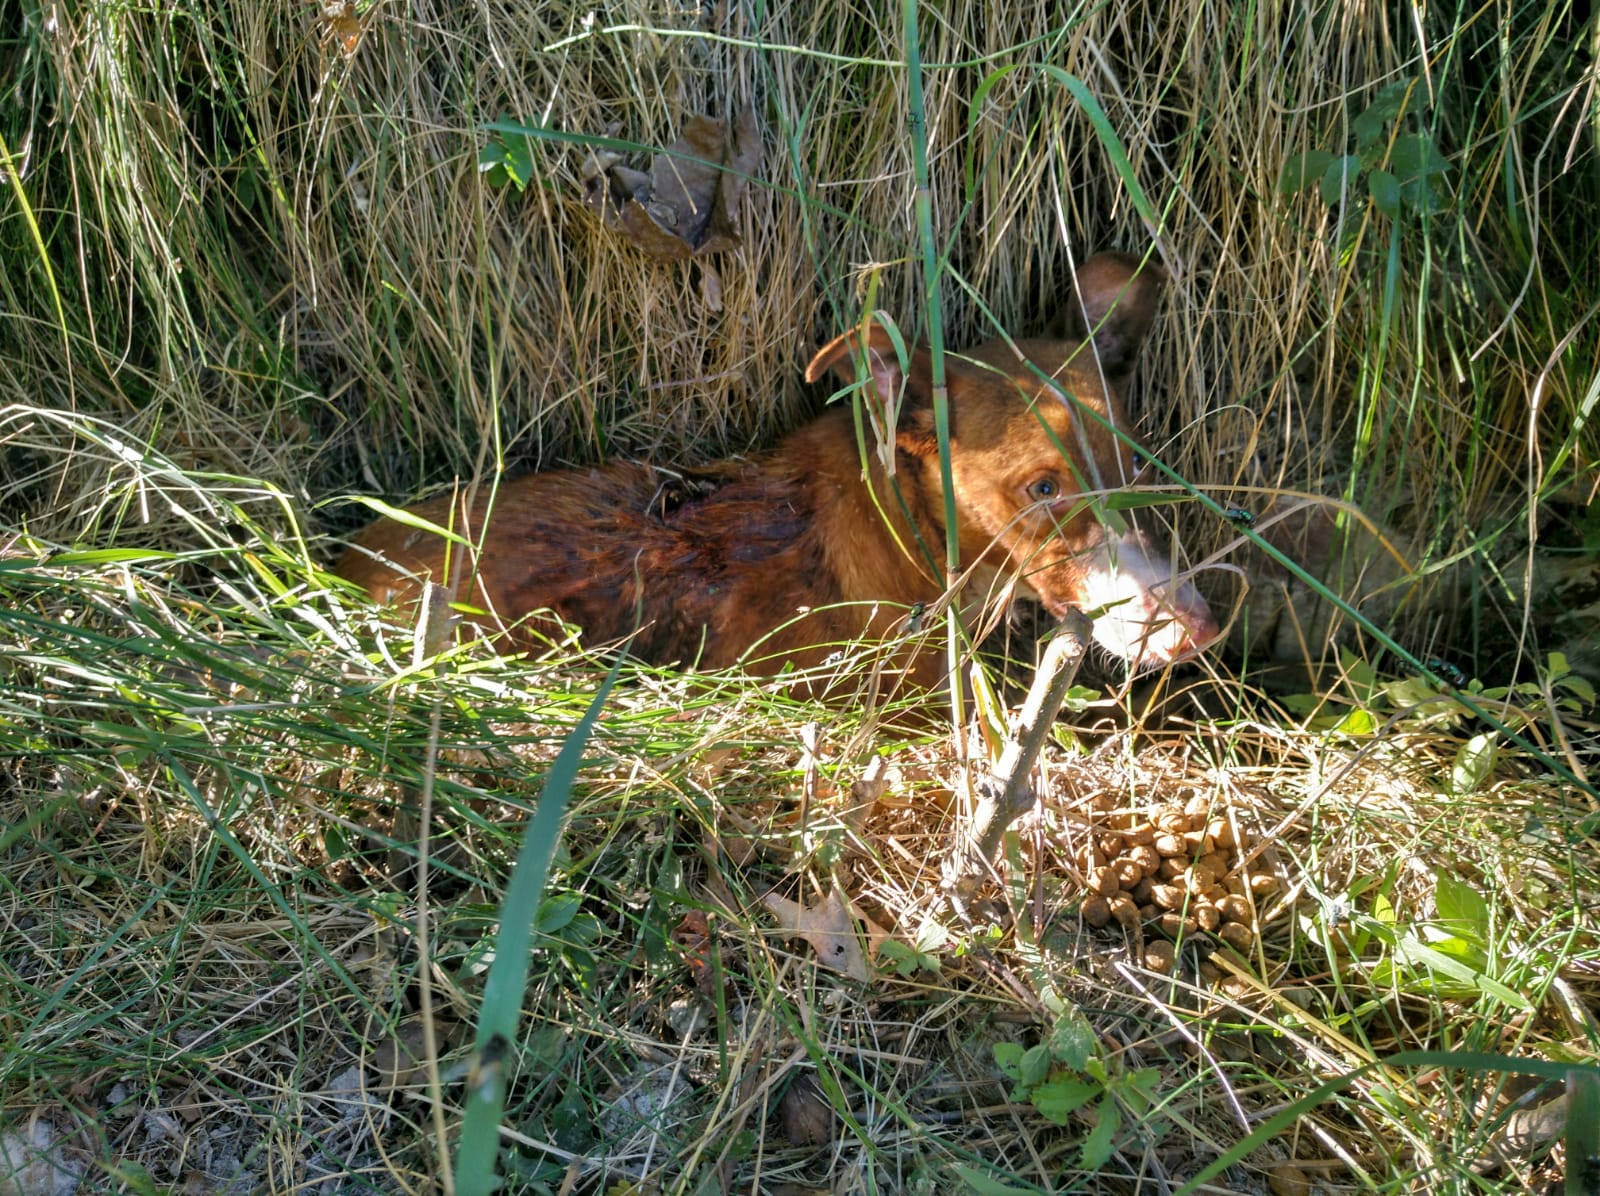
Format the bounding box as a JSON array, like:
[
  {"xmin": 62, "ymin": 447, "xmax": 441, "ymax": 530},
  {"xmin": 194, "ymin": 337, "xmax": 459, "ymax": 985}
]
[{"xmin": 3, "ymin": 0, "xmax": 1598, "ymax": 1189}]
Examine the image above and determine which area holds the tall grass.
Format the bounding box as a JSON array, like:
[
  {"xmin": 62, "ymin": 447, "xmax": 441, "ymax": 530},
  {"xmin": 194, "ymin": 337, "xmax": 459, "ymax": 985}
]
[{"xmin": 2, "ymin": 0, "xmax": 1597, "ymax": 1190}]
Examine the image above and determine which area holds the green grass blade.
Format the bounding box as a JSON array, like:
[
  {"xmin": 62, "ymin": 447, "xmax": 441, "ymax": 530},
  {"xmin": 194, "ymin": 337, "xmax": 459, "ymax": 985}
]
[
  {"xmin": 1038, "ymin": 67, "xmax": 1159, "ymax": 231},
  {"xmin": 453, "ymin": 661, "xmax": 620, "ymax": 1195},
  {"xmin": 1568, "ymin": 1068, "xmax": 1600, "ymax": 1196}
]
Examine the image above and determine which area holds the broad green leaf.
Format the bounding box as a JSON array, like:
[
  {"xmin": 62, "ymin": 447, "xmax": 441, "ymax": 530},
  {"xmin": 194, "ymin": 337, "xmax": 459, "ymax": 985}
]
[
  {"xmin": 1049, "ymin": 1007, "xmax": 1098, "ymax": 1071},
  {"xmin": 1399, "ymin": 174, "xmax": 1450, "ymax": 214},
  {"xmin": 1353, "ymin": 80, "xmax": 1414, "ymax": 147},
  {"xmin": 1030, "ymin": 1077, "xmax": 1100, "ymax": 1125},
  {"xmin": 1368, "ymin": 169, "xmax": 1401, "ymax": 217},
  {"xmin": 1320, "ymin": 155, "xmax": 1362, "ymax": 205},
  {"xmin": 480, "ymin": 131, "xmax": 535, "ymax": 191},
  {"xmin": 1341, "ymin": 649, "xmax": 1378, "ymax": 687},
  {"xmin": 1080, "ymin": 1097, "xmax": 1121, "ymax": 1170},
  {"xmin": 1278, "ymin": 149, "xmax": 1336, "ymax": 196},
  {"xmin": 1122, "ymin": 1067, "xmax": 1163, "ymax": 1116},
  {"xmin": 1425, "ymin": 934, "xmax": 1489, "ymax": 972},
  {"xmin": 1384, "ymin": 675, "xmax": 1441, "ymax": 708},
  {"xmin": 549, "ymin": 1085, "xmax": 593, "ymax": 1152},
  {"xmin": 1333, "ymin": 708, "xmax": 1377, "ymax": 735},
  {"xmin": 993, "ymin": 1041, "xmax": 1025, "ymax": 1080},
  {"xmin": 1018, "ymin": 1043, "xmax": 1052, "ymax": 1088},
  {"xmin": 1390, "ymin": 133, "xmax": 1450, "ymax": 182},
  {"xmin": 1279, "ymin": 691, "xmax": 1321, "ymax": 716},
  {"xmin": 1556, "ymin": 664, "xmax": 1596, "ymax": 705},
  {"xmin": 1372, "ymin": 890, "xmax": 1396, "ymax": 926},
  {"xmin": 1391, "ymin": 934, "xmax": 1532, "ymax": 1009},
  {"xmin": 537, "ymin": 891, "xmax": 582, "ymax": 934},
  {"xmin": 1451, "ymin": 732, "xmax": 1497, "ymax": 795},
  {"xmin": 1433, "ymin": 871, "xmax": 1489, "ymax": 942}
]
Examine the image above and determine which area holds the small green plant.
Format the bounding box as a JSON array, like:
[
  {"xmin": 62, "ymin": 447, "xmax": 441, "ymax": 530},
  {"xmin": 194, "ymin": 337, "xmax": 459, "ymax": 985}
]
[
  {"xmin": 479, "ymin": 122, "xmax": 537, "ymax": 191},
  {"xmin": 1301, "ymin": 862, "xmax": 1539, "ymax": 1011},
  {"xmin": 992, "ymin": 1007, "xmax": 1163, "ymax": 1172},
  {"xmin": 1346, "ymin": 870, "xmax": 1533, "ymax": 1010},
  {"xmin": 451, "ymin": 890, "xmax": 604, "ymax": 992},
  {"xmin": 880, "ymin": 915, "xmax": 949, "ymax": 977},
  {"xmin": 1278, "ymin": 79, "xmax": 1451, "ymax": 219},
  {"xmin": 1469, "ymin": 650, "xmax": 1596, "ymax": 710},
  {"xmin": 1282, "ymin": 649, "xmax": 1593, "ymax": 750},
  {"xmin": 1278, "ymin": 648, "xmax": 1449, "ymax": 734}
]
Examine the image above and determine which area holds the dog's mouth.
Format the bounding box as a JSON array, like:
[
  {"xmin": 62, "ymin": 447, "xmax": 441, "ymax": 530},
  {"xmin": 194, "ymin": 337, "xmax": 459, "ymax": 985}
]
[
  {"xmin": 1097, "ymin": 602, "xmax": 1220, "ymax": 671},
  {"xmin": 1034, "ymin": 532, "xmax": 1219, "ymax": 671}
]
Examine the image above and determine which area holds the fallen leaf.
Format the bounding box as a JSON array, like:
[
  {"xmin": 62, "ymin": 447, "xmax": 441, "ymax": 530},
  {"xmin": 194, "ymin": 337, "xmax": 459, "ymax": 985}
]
[
  {"xmin": 583, "ymin": 105, "xmax": 761, "ymax": 259},
  {"xmin": 761, "ymin": 885, "xmax": 869, "ymax": 982},
  {"xmin": 670, "ymin": 910, "xmax": 721, "ymax": 996},
  {"xmin": 1476, "ymin": 1089, "xmax": 1568, "ymax": 1171},
  {"xmin": 1267, "ymin": 1162, "xmax": 1312, "ymax": 1196},
  {"xmin": 318, "ymin": 0, "xmax": 365, "ymax": 58},
  {"xmin": 700, "ymin": 263, "xmax": 724, "ymax": 311},
  {"xmin": 372, "ymin": 1015, "xmax": 465, "ymax": 1091},
  {"xmin": 851, "ymin": 756, "xmax": 891, "ymax": 806},
  {"xmin": 780, "ymin": 1073, "xmax": 837, "ymax": 1145}
]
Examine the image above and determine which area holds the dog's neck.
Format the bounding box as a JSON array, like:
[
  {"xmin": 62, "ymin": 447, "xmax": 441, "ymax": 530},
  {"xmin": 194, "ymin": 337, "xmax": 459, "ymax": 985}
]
[{"xmin": 779, "ymin": 408, "xmax": 950, "ymax": 609}]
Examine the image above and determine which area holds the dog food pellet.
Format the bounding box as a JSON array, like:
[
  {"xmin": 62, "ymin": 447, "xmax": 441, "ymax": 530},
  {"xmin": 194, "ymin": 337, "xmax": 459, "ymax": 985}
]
[
  {"xmin": 1217, "ymin": 922, "xmax": 1255, "ymax": 952},
  {"xmin": 1144, "ymin": 940, "xmax": 1176, "ymax": 973},
  {"xmin": 1071, "ymin": 795, "xmax": 1280, "ymax": 971}
]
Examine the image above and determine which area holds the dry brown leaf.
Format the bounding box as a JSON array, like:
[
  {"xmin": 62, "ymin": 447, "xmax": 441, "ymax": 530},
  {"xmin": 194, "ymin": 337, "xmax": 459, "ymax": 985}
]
[
  {"xmin": 1266, "ymin": 1162, "xmax": 1312, "ymax": 1196},
  {"xmin": 583, "ymin": 106, "xmax": 761, "ymax": 260},
  {"xmin": 669, "ymin": 909, "xmax": 721, "ymax": 996},
  {"xmin": 779, "ymin": 1073, "xmax": 837, "ymax": 1146},
  {"xmin": 1475, "ymin": 1089, "xmax": 1568, "ymax": 1172},
  {"xmin": 855, "ymin": 906, "xmax": 894, "ymax": 961},
  {"xmin": 317, "ymin": 0, "xmax": 365, "ymax": 58},
  {"xmin": 372, "ymin": 1015, "xmax": 465, "ymax": 1091},
  {"xmin": 761, "ymin": 885, "xmax": 869, "ymax": 981}
]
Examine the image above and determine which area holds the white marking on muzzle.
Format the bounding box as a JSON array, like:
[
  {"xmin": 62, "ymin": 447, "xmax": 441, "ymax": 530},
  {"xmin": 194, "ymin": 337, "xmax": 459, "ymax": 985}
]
[{"xmin": 1078, "ymin": 531, "xmax": 1219, "ymax": 669}]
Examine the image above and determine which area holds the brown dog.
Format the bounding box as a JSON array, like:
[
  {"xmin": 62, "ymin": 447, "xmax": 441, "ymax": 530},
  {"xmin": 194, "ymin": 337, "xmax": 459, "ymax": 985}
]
[{"xmin": 335, "ymin": 252, "xmax": 1217, "ymax": 685}]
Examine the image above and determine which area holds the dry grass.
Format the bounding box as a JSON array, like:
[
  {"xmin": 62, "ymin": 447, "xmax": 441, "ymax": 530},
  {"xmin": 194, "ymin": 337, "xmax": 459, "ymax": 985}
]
[{"xmin": 2, "ymin": 0, "xmax": 1599, "ymax": 1191}]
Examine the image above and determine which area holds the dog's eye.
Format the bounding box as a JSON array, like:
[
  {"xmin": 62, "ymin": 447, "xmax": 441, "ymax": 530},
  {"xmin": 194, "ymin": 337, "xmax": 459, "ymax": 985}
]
[{"xmin": 1026, "ymin": 476, "xmax": 1061, "ymax": 503}]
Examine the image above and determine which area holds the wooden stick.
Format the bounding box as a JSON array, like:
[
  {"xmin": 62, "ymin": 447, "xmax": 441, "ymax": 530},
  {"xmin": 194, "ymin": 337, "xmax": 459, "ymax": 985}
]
[{"xmin": 948, "ymin": 611, "xmax": 1091, "ymax": 892}]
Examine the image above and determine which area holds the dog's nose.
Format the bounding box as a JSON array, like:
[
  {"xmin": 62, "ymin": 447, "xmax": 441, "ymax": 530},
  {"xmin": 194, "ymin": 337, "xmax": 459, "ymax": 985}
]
[
  {"xmin": 1179, "ymin": 607, "xmax": 1221, "ymax": 654},
  {"xmin": 1141, "ymin": 599, "xmax": 1219, "ymax": 667}
]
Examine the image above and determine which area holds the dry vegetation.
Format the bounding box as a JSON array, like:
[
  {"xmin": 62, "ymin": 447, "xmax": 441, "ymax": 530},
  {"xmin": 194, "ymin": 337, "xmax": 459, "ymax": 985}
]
[{"xmin": 2, "ymin": 0, "xmax": 1598, "ymax": 1192}]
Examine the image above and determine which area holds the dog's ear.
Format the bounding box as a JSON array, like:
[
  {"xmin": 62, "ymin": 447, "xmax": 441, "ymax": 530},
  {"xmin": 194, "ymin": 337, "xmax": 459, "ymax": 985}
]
[
  {"xmin": 1066, "ymin": 252, "xmax": 1166, "ymax": 377},
  {"xmin": 805, "ymin": 321, "xmax": 923, "ymax": 412},
  {"xmin": 808, "ymin": 324, "xmax": 942, "ymax": 458}
]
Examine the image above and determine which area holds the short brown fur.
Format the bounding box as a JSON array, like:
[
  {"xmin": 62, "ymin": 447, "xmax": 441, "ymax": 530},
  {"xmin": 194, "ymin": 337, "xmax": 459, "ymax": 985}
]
[{"xmin": 336, "ymin": 253, "xmax": 1214, "ymax": 684}]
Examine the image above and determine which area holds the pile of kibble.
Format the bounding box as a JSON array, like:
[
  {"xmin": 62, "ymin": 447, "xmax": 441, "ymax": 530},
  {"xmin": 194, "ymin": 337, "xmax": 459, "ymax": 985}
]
[{"xmin": 1077, "ymin": 792, "xmax": 1280, "ymax": 976}]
